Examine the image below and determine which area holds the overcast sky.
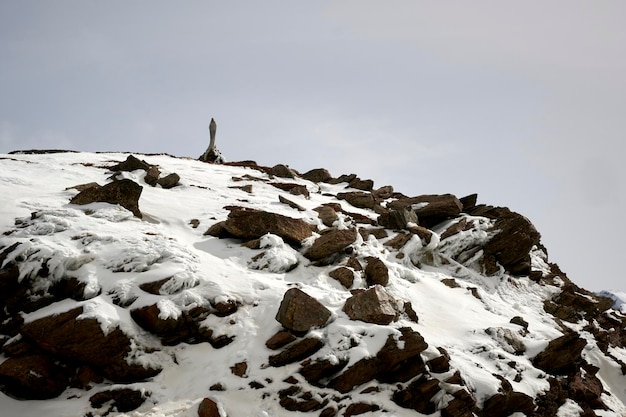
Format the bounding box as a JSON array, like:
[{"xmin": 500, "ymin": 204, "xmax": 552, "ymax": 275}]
[{"xmin": 1, "ymin": 1, "xmax": 625, "ymax": 292}]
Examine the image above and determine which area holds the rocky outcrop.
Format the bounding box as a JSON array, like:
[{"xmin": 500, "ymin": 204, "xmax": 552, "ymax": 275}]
[
  {"xmin": 343, "ymin": 285, "xmax": 398, "ymax": 325},
  {"xmin": 304, "ymin": 228, "xmax": 358, "ymax": 262},
  {"xmin": 70, "ymin": 178, "xmax": 143, "ymax": 218},
  {"xmin": 388, "ymin": 194, "xmax": 462, "ymax": 227},
  {"xmin": 533, "ymin": 332, "xmax": 587, "ymax": 375}
]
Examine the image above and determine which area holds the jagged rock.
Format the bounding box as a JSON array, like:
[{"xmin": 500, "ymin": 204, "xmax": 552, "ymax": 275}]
[
  {"xmin": 275, "ymin": 288, "xmax": 332, "ymax": 333},
  {"xmin": 265, "ymin": 330, "xmax": 296, "ymax": 350},
  {"xmin": 279, "ymin": 195, "xmax": 305, "ymax": 211},
  {"xmin": 388, "ymin": 194, "xmax": 462, "ymax": 227},
  {"xmin": 302, "ymin": 168, "xmax": 332, "ymax": 183},
  {"xmin": 144, "ymin": 165, "xmax": 161, "ymax": 186},
  {"xmin": 569, "ymin": 365, "xmax": 606, "ymax": 410},
  {"xmin": 459, "ymin": 194, "xmax": 478, "ymax": 211},
  {"xmin": 20, "ymin": 307, "xmax": 160, "ymax": 383},
  {"xmin": 278, "ymin": 386, "xmax": 327, "ymax": 412},
  {"xmin": 204, "ymin": 221, "xmax": 229, "ymax": 237},
  {"xmin": 348, "ymin": 178, "xmax": 374, "ymax": 191},
  {"xmin": 270, "ymin": 164, "xmax": 298, "ymax": 179},
  {"xmin": 376, "ymin": 327, "xmax": 428, "ymax": 382},
  {"xmin": 336, "ymin": 191, "xmax": 376, "ymax": 209},
  {"xmin": 328, "ymin": 173, "xmax": 357, "ymax": 185},
  {"xmin": 70, "ymin": 178, "xmax": 143, "ymax": 218},
  {"xmin": 139, "ymin": 277, "xmax": 172, "ymax": 295},
  {"xmin": 469, "ymin": 206, "xmax": 541, "ymax": 276},
  {"xmin": 441, "ymin": 389, "xmax": 478, "ymax": 417},
  {"xmin": 510, "ymin": 316, "xmax": 529, "ymax": 332},
  {"xmin": 329, "ymin": 266, "xmax": 355, "ymax": 288},
  {"xmin": 0, "ymin": 354, "xmax": 69, "ymax": 399},
  {"xmin": 426, "ymin": 347, "xmax": 451, "ymax": 373},
  {"xmin": 482, "ymin": 378, "xmax": 535, "ymax": 417},
  {"xmin": 269, "ymin": 337, "xmax": 324, "ymax": 367},
  {"xmin": 392, "ymin": 374, "xmax": 441, "ymax": 414},
  {"xmin": 359, "ymin": 227, "xmax": 388, "ymax": 240},
  {"xmin": 328, "ymin": 357, "xmax": 378, "ymax": 393},
  {"xmin": 304, "ymin": 228, "xmax": 358, "ymax": 262},
  {"xmin": 384, "ymin": 232, "xmax": 412, "ymax": 250},
  {"xmin": 89, "ymin": 388, "xmax": 149, "ymax": 413},
  {"xmin": 230, "ymin": 361, "xmax": 247, "ymax": 377},
  {"xmin": 314, "ymin": 205, "xmax": 339, "ymax": 227},
  {"xmin": 346, "ymin": 256, "xmax": 363, "ymax": 271},
  {"xmin": 110, "ymin": 155, "xmax": 151, "ymax": 172},
  {"xmin": 157, "ymin": 173, "xmax": 180, "ymax": 189},
  {"xmin": 213, "ymin": 298, "xmax": 238, "ymax": 317},
  {"xmin": 343, "ymin": 402, "xmax": 380, "ymax": 416},
  {"xmin": 403, "ymin": 301, "xmax": 419, "ymax": 323},
  {"xmin": 372, "ymin": 185, "xmax": 394, "ymax": 199},
  {"xmin": 440, "ymin": 217, "xmax": 468, "ymax": 240},
  {"xmin": 377, "ymin": 208, "xmax": 418, "ymax": 230},
  {"xmin": 299, "ymin": 357, "xmax": 349, "ymax": 386},
  {"xmin": 198, "ymin": 398, "xmax": 223, "ymax": 417},
  {"xmin": 271, "ymin": 182, "xmax": 310, "ymax": 198},
  {"xmin": 364, "ymin": 257, "xmax": 389, "ymax": 286},
  {"xmin": 545, "ymin": 283, "xmax": 614, "ymax": 323},
  {"xmin": 533, "ymin": 332, "xmax": 587, "ymax": 375},
  {"xmin": 343, "ymin": 285, "xmax": 398, "ymax": 325},
  {"xmin": 223, "ymin": 207, "xmax": 312, "ymax": 246},
  {"xmin": 131, "ymin": 303, "xmax": 195, "ymax": 345}
]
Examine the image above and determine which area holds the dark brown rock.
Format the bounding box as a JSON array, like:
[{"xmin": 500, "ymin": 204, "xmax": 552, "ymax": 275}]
[
  {"xmin": 198, "ymin": 398, "xmax": 222, "ymax": 417},
  {"xmin": 65, "ymin": 182, "xmax": 101, "ymax": 192},
  {"xmin": 377, "ymin": 208, "xmax": 418, "ymax": 230},
  {"xmin": 336, "ymin": 192, "xmax": 376, "ymax": 209},
  {"xmin": 372, "ymin": 185, "xmax": 394, "ymax": 199},
  {"xmin": 302, "ymin": 168, "xmax": 332, "ymax": 183},
  {"xmin": 533, "ymin": 332, "xmax": 587, "ymax": 375},
  {"xmin": 275, "ymin": 288, "xmax": 332, "ymax": 333},
  {"xmin": 440, "ymin": 217, "xmax": 468, "ymax": 240},
  {"xmin": 223, "ymin": 207, "xmax": 312, "ymax": 246},
  {"xmin": 110, "ymin": 155, "xmax": 151, "ymax": 172},
  {"xmin": 569, "ymin": 366, "xmax": 606, "ymax": 410},
  {"xmin": 299, "ymin": 357, "xmax": 349, "ymax": 386},
  {"xmin": 20, "ymin": 307, "xmax": 160, "ymax": 382},
  {"xmin": 131, "ymin": 303, "xmax": 193, "ymax": 345},
  {"xmin": 392, "ymin": 374, "xmax": 441, "ymax": 414},
  {"xmin": 270, "ymin": 164, "xmax": 298, "ymax": 179},
  {"xmin": 343, "ymin": 285, "xmax": 398, "ymax": 325},
  {"xmin": 144, "ymin": 165, "xmax": 161, "ymax": 186},
  {"xmin": 269, "ymin": 337, "xmax": 324, "ymax": 367},
  {"xmin": 157, "ymin": 173, "xmax": 180, "ymax": 189},
  {"xmin": 314, "ymin": 205, "xmax": 339, "ymax": 227},
  {"xmin": 279, "ymin": 195, "xmax": 306, "ymax": 211},
  {"xmin": 328, "ymin": 173, "xmax": 357, "ymax": 185},
  {"xmin": 343, "ymin": 402, "xmax": 380, "ymax": 416},
  {"xmin": 230, "ymin": 361, "xmax": 247, "ymax": 377},
  {"xmin": 90, "ymin": 388, "xmax": 149, "ymax": 413},
  {"xmin": 278, "ymin": 386, "xmax": 327, "ymax": 412},
  {"xmin": 266, "ymin": 330, "xmax": 297, "ymax": 350},
  {"xmin": 376, "ymin": 327, "xmax": 428, "ymax": 383},
  {"xmin": 328, "ymin": 357, "xmax": 379, "ymax": 393},
  {"xmin": 364, "ymin": 256, "xmax": 389, "ymax": 286},
  {"xmin": 70, "ymin": 178, "xmax": 143, "ymax": 218},
  {"xmin": 271, "ymin": 182, "xmax": 310, "ymax": 198},
  {"xmin": 358, "ymin": 227, "xmax": 388, "ymax": 240},
  {"xmin": 304, "ymin": 228, "xmax": 358, "ymax": 262},
  {"xmin": 389, "ymin": 194, "xmax": 462, "ymax": 227},
  {"xmin": 348, "ymin": 178, "xmax": 374, "ymax": 191},
  {"xmin": 0, "ymin": 354, "xmax": 69, "ymax": 399},
  {"xmin": 482, "ymin": 390, "xmax": 535, "ymax": 417},
  {"xmin": 204, "ymin": 221, "xmax": 229, "ymax": 237},
  {"xmin": 459, "ymin": 194, "xmax": 478, "ymax": 211},
  {"xmin": 329, "ymin": 267, "xmax": 355, "ymax": 288},
  {"xmin": 139, "ymin": 277, "xmax": 172, "ymax": 295}
]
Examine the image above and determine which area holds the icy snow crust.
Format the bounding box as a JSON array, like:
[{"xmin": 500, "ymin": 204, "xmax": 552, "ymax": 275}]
[{"xmin": 0, "ymin": 152, "xmax": 625, "ymax": 416}]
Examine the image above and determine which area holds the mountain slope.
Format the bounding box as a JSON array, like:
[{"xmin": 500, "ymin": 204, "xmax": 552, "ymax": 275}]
[{"xmin": 0, "ymin": 151, "xmax": 625, "ymax": 417}]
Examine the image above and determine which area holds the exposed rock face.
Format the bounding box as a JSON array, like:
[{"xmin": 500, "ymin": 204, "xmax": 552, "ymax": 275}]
[
  {"xmin": 269, "ymin": 337, "xmax": 325, "ymax": 367},
  {"xmin": 223, "ymin": 207, "xmax": 312, "ymax": 246},
  {"xmin": 70, "ymin": 178, "xmax": 143, "ymax": 218},
  {"xmin": 388, "ymin": 194, "xmax": 462, "ymax": 227},
  {"xmin": 19, "ymin": 307, "xmax": 160, "ymax": 382},
  {"xmin": 90, "ymin": 388, "xmax": 149, "ymax": 413},
  {"xmin": 377, "ymin": 208, "xmax": 418, "ymax": 230},
  {"xmin": 343, "ymin": 285, "xmax": 398, "ymax": 325},
  {"xmin": 304, "ymin": 228, "xmax": 358, "ymax": 262},
  {"xmin": 533, "ymin": 332, "xmax": 587, "ymax": 375},
  {"xmin": 275, "ymin": 288, "xmax": 332, "ymax": 333},
  {"xmin": 0, "ymin": 354, "xmax": 69, "ymax": 399},
  {"xmin": 314, "ymin": 205, "xmax": 339, "ymax": 227}
]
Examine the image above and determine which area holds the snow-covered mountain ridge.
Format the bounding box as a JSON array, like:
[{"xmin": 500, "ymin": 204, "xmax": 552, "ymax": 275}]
[{"xmin": 0, "ymin": 151, "xmax": 625, "ymax": 417}]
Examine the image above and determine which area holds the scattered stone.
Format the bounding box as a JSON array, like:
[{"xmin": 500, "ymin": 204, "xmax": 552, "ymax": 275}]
[
  {"xmin": 343, "ymin": 402, "xmax": 380, "ymax": 416},
  {"xmin": 198, "ymin": 397, "xmax": 223, "ymax": 417},
  {"xmin": 426, "ymin": 348, "xmax": 451, "ymax": 373},
  {"xmin": 299, "ymin": 357, "xmax": 349, "ymax": 386},
  {"xmin": 302, "ymin": 168, "xmax": 332, "ymax": 183},
  {"xmin": 279, "ymin": 195, "xmax": 305, "ymax": 211},
  {"xmin": 189, "ymin": 219, "xmax": 200, "ymax": 228},
  {"xmin": 510, "ymin": 316, "xmax": 529, "ymax": 333},
  {"xmin": 70, "ymin": 178, "xmax": 143, "ymax": 218},
  {"xmin": 144, "ymin": 165, "xmax": 161, "ymax": 186},
  {"xmin": 346, "ymin": 257, "xmax": 363, "ymax": 271},
  {"xmin": 230, "ymin": 361, "xmax": 247, "ymax": 377},
  {"xmin": 442, "ymin": 278, "xmax": 460, "ymax": 289},
  {"xmin": 343, "ymin": 285, "xmax": 398, "ymax": 325},
  {"xmin": 336, "ymin": 192, "xmax": 376, "ymax": 209},
  {"xmin": 89, "ymin": 388, "xmax": 149, "ymax": 413},
  {"xmin": 139, "ymin": 277, "xmax": 172, "ymax": 295},
  {"xmin": 329, "ymin": 267, "xmax": 355, "ymax": 289},
  {"xmin": 328, "ymin": 357, "xmax": 379, "ymax": 393},
  {"xmin": 269, "ymin": 337, "xmax": 325, "ymax": 367},
  {"xmin": 229, "ymin": 184, "xmax": 253, "ymax": 193},
  {"xmin": 358, "ymin": 227, "xmax": 388, "ymax": 240},
  {"xmin": 0, "ymin": 354, "xmax": 69, "ymax": 399},
  {"xmin": 389, "ymin": 194, "xmax": 462, "ymax": 228},
  {"xmin": 372, "ymin": 185, "xmax": 394, "ymax": 199},
  {"xmin": 377, "ymin": 208, "xmax": 418, "ymax": 230},
  {"xmin": 328, "ymin": 173, "xmax": 357, "ymax": 185},
  {"xmin": 270, "ymin": 164, "xmax": 298, "ymax": 179},
  {"xmin": 304, "ymin": 228, "xmax": 358, "ymax": 262},
  {"xmin": 157, "ymin": 173, "xmax": 180, "ymax": 189},
  {"xmin": 348, "ymin": 178, "xmax": 374, "ymax": 191},
  {"xmin": 275, "ymin": 288, "xmax": 332, "ymax": 333},
  {"xmin": 392, "ymin": 374, "xmax": 441, "ymax": 414},
  {"xmin": 314, "ymin": 205, "xmax": 339, "ymax": 227},
  {"xmin": 403, "ymin": 301, "xmax": 419, "ymax": 323},
  {"xmin": 364, "ymin": 257, "xmax": 389, "ymax": 286},
  {"xmin": 265, "ymin": 330, "xmax": 297, "ymax": 350},
  {"xmin": 278, "ymin": 386, "xmax": 327, "ymax": 412},
  {"xmin": 223, "ymin": 207, "xmax": 312, "ymax": 246},
  {"xmin": 440, "ymin": 217, "xmax": 468, "ymax": 240},
  {"xmin": 110, "ymin": 155, "xmax": 151, "ymax": 172}
]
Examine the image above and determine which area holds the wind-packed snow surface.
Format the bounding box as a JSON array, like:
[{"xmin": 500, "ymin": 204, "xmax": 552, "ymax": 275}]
[{"xmin": 0, "ymin": 152, "xmax": 625, "ymax": 417}]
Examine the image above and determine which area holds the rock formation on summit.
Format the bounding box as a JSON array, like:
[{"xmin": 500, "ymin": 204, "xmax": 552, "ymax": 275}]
[{"xmin": 199, "ymin": 118, "xmax": 224, "ymax": 163}]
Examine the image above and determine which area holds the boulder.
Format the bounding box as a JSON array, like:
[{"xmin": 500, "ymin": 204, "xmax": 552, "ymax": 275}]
[
  {"xmin": 388, "ymin": 194, "xmax": 462, "ymax": 227},
  {"xmin": 275, "ymin": 288, "xmax": 332, "ymax": 333},
  {"xmin": 270, "ymin": 164, "xmax": 298, "ymax": 179},
  {"xmin": 70, "ymin": 178, "xmax": 143, "ymax": 218},
  {"xmin": 157, "ymin": 173, "xmax": 180, "ymax": 189},
  {"xmin": 314, "ymin": 205, "xmax": 339, "ymax": 227},
  {"xmin": 271, "ymin": 182, "xmax": 310, "ymax": 198},
  {"xmin": 344, "ymin": 403, "xmax": 380, "ymax": 416},
  {"xmin": 372, "ymin": 185, "xmax": 394, "ymax": 199},
  {"xmin": 533, "ymin": 332, "xmax": 587, "ymax": 375},
  {"xmin": 304, "ymin": 228, "xmax": 358, "ymax": 262},
  {"xmin": 482, "ymin": 378, "xmax": 535, "ymax": 417},
  {"xmin": 20, "ymin": 306, "xmax": 160, "ymax": 382},
  {"xmin": 144, "ymin": 165, "xmax": 161, "ymax": 186},
  {"xmin": 328, "ymin": 357, "xmax": 379, "ymax": 393},
  {"xmin": 343, "ymin": 285, "xmax": 398, "ymax": 325},
  {"xmin": 302, "ymin": 168, "xmax": 332, "ymax": 183},
  {"xmin": 377, "ymin": 208, "xmax": 418, "ymax": 230},
  {"xmin": 348, "ymin": 178, "xmax": 374, "ymax": 191},
  {"xmin": 392, "ymin": 374, "xmax": 441, "ymax": 414},
  {"xmin": 299, "ymin": 357, "xmax": 349, "ymax": 386},
  {"xmin": 265, "ymin": 330, "xmax": 297, "ymax": 350},
  {"xmin": 0, "ymin": 354, "xmax": 69, "ymax": 399},
  {"xmin": 279, "ymin": 195, "xmax": 305, "ymax": 211},
  {"xmin": 376, "ymin": 327, "xmax": 428, "ymax": 382},
  {"xmin": 328, "ymin": 266, "xmax": 355, "ymax": 288},
  {"xmin": 223, "ymin": 207, "xmax": 312, "ymax": 246},
  {"xmin": 110, "ymin": 155, "xmax": 151, "ymax": 172},
  {"xmin": 89, "ymin": 388, "xmax": 149, "ymax": 413},
  {"xmin": 198, "ymin": 398, "xmax": 223, "ymax": 417},
  {"xmin": 364, "ymin": 257, "xmax": 389, "ymax": 286},
  {"xmin": 336, "ymin": 192, "xmax": 376, "ymax": 210}
]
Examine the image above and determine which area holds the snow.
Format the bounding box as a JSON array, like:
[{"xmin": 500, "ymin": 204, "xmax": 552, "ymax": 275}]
[{"xmin": 1, "ymin": 151, "xmax": 625, "ymax": 416}]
